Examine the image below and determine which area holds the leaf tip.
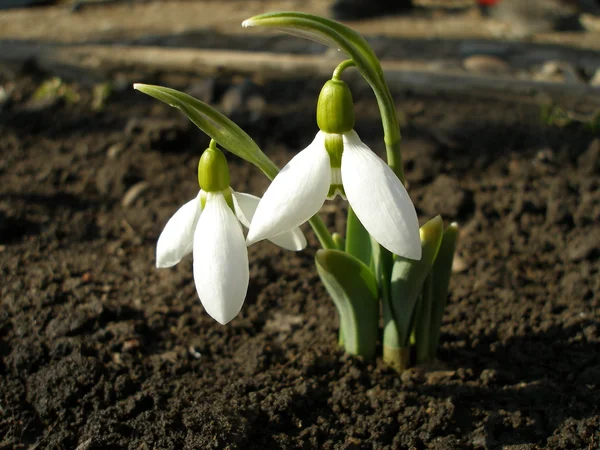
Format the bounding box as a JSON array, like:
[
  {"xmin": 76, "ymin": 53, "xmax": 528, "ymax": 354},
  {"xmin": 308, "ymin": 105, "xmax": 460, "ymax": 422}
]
[
  {"xmin": 314, "ymin": 248, "xmax": 328, "ymax": 265},
  {"xmin": 241, "ymin": 18, "xmax": 254, "ymax": 28},
  {"xmin": 133, "ymin": 83, "xmax": 151, "ymax": 94},
  {"xmin": 419, "ymin": 215, "xmax": 443, "ymax": 243}
]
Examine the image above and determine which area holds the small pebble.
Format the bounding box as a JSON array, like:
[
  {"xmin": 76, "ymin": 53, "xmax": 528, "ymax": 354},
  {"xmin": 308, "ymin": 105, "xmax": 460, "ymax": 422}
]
[
  {"xmin": 122, "ymin": 339, "xmax": 140, "ymax": 352},
  {"xmin": 568, "ymin": 232, "xmax": 600, "ymax": 261},
  {"xmin": 590, "ymin": 68, "xmax": 600, "ymax": 87},
  {"xmin": 463, "ymin": 55, "xmax": 510, "ymax": 75},
  {"xmin": 534, "ymin": 61, "xmax": 582, "ymax": 84},
  {"xmin": 580, "ymin": 13, "xmax": 600, "ymax": 32},
  {"xmin": 121, "ymin": 181, "xmax": 150, "ymax": 207},
  {"xmin": 107, "ymin": 142, "xmax": 125, "ymax": 159},
  {"xmin": 577, "ymin": 139, "xmax": 600, "ymax": 175},
  {"xmin": 452, "ymin": 254, "xmax": 468, "ymax": 273}
]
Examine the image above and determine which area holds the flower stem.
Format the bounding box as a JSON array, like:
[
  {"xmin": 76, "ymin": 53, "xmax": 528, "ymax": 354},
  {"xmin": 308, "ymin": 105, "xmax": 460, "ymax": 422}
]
[
  {"xmin": 376, "ymin": 88, "xmax": 405, "ymax": 184},
  {"xmin": 308, "ymin": 216, "xmax": 336, "ymax": 250},
  {"xmin": 332, "ymin": 59, "xmax": 356, "ymax": 81}
]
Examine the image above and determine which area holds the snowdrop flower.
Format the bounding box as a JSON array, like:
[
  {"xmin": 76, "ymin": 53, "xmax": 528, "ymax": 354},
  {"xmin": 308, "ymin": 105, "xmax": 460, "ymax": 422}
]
[
  {"xmin": 156, "ymin": 142, "xmax": 306, "ymax": 324},
  {"xmin": 247, "ymin": 79, "xmax": 422, "ymax": 260}
]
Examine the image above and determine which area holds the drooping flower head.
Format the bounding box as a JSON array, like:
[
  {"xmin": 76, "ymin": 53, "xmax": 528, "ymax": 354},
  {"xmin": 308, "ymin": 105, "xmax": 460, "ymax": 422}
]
[
  {"xmin": 156, "ymin": 141, "xmax": 306, "ymax": 325},
  {"xmin": 246, "ymin": 79, "xmax": 422, "ymax": 260}
]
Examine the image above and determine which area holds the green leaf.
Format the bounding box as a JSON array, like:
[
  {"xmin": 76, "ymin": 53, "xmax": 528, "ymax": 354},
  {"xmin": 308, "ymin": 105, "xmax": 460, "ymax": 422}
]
[
  {"xmin": 414, "ymin": 273, "xmax": 433, "ymax": 364},
  {"xmin": 429, "ymin": 222, "xmax": 459, "ymax": 357},
  {"xmin": 345, "ymin": 207, "xmax": 372, "ymax": 267},
  {"xmin": 134, "ymin": 84, "xmax": 278, "ymax": 179},
  {"xmin": 315, "ymin": 249, "xmax": 379, "ymax": 360},
  {"xmin": 389, "ymin": 215, "xmax": 444, "ymax": 349}
]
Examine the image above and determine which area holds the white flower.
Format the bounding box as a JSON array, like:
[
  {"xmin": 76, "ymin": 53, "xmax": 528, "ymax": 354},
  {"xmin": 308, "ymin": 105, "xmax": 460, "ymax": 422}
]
[
  {"xmin": 246, "ymin": 130, "xmax": 422, "ymax": 260},
  {"xmin": 157, "ymin": 189, "xmax": 306, "ymax": 325}
]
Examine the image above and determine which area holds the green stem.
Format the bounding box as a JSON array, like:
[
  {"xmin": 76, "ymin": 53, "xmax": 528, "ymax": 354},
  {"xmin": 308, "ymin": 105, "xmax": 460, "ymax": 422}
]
[
  {"xmin": 308, "ymin": 215, "xmax": 336, "ymax": 250},
  {"xmin": 332, "ymin": 59, "xmax": 356, "ymax": 80},
  {"xmin": 376, "ymin": 88, "xmax": 405, "ymax": 184},
  {"xmin": 373, "ymin": 235, "xmax": 408, "ymax": 372}
]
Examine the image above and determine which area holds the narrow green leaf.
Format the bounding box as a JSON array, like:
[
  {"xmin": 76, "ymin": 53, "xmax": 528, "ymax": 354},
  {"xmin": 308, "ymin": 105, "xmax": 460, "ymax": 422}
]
[
  {"xmin": 414, "ymin": 273, "xmax": 433, "ymax": 364},
  {"xmin": 429, "ymin": 222, "xmax": 459, "ymax": 357},
  {"xmin": 134, "ymin": 83, "xmax": 279, "ymax": 178},
  {"xmin": 345, "ymin": 207, "xmax": 372, "ymax": 267},
  {"xmin": 389, "ymin": 215, "xmax": 444, "ymax": 348},
  {"xmin": 315, "ymin": 249, "xmax": 379, "ymax": 360}
]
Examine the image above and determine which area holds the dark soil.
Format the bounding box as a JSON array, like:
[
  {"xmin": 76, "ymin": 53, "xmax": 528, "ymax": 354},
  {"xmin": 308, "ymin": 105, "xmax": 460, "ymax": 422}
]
[{"xmin": 1, "ymin": 63, "xmax": 599, "ymax": 450}]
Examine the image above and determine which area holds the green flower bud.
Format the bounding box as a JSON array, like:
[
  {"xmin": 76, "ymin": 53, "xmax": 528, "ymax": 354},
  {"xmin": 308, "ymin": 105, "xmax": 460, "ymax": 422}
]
[
  {"xmin": 198, "ymin": 143, "xmax": 230, "ymax": 193},
  {"xmin": 316, "ymin": 79, "xmax": 355, "ymax": 134}
]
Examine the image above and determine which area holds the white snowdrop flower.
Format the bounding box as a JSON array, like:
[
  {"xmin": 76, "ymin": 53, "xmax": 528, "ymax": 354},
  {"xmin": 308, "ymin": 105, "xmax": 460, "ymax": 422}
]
[
  {"xmin": 156, "ymin": 143, "xmax": 306, "ymax": 325},
  {"xmin": 246, "ymin": 79, "xmax": 421, "ymax": 260}
]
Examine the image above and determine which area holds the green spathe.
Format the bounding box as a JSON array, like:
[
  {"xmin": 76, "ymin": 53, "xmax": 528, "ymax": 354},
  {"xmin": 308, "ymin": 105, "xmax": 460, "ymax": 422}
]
[
  {"xmin": 198, "ymin": 145, "xmax": 230, "ymax": 193},
  {"xmin": 317, "ymin": 79, "xmax": 355, "ymax": 134}
]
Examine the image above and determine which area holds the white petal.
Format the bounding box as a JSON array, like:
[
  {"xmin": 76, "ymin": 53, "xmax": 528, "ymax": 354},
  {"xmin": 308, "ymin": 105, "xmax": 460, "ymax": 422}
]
[
  {"xmin": 231, "ymin": 191, "xmax": 256, "ymax": 229},
  {"xmin": 267, "ymin": 228, "xmax": 307, "ymax": 251},
  {"xmin": 156, "ymin": 191, "xmax": 202, "ymax": 268},
  {"xmin": 341, "ymin": 131, "xmax": 422, "ymax": 260},
  {"xmin": 193, "ymin": 192, "xmax": 249, "ymax": 324},
  {"xmin": 246, "ymin": 131, "xmax": 331, "ymax": 245},
  {"xmin": 232, "ymin": 191, "xmax": 307, "ymax": 251}
]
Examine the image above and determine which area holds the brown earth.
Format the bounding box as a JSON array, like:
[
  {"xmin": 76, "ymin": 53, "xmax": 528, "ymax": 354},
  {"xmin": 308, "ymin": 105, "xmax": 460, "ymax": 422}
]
[{"xmin": 1, "ymin": 44, "xmax": 600, "ymax": 450}]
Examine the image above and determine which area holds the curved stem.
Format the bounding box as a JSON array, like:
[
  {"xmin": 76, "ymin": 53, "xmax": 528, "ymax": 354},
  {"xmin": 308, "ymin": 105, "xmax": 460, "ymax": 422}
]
[
  {"xmin": 375, "ymin": 88, "xmax": 405, "ymax": 184},
  {"xmin": 332, "ymin": 59, "xmax": 356, "ymax": 80}
]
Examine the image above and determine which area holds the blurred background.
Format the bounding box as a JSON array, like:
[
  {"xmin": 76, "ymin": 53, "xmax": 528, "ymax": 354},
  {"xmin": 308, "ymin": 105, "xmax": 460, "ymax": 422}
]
[{"xmin": 1, "ymin": 0, "xmax": 599, "ymax": 114}]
